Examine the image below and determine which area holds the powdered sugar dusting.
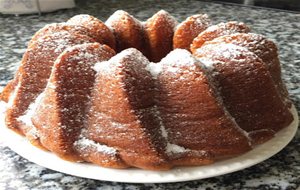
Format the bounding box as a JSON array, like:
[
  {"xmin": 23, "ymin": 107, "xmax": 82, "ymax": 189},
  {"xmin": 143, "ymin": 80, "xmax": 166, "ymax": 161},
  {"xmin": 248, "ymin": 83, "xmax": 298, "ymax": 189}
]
[
  {"xmin": 17, "ymin": 91, "xmax": 45, "ymax": 126},
  {"xmin": 105, "ymin": 10, "xmax": 142, "ymax": 31},
  {"xmin": 93, "ymin": 60, "xmax": 110, "ymax": 73},
  {"xmin": 35, "ymin": 31, "xmax": 93, "ymax": 55},
  {"xmin": 36, "ymin": 31, "xmax": 73, "ymax": 53},
  {"xmin": 68, "ymin": 14, "xmax": 93, "ymax": 24},
  {"xmin": 105, "ymin": 10, "xmax": 128, "ymax": 27},
  {"xmin": 7, "ymin": 80, "xmax": 21, "ymax": 108},
  {"xmin": 63, "ymin": 43, "xmax": 98, "ymax": 64},
  {"xmin": 39, "ymin": 22, "xmax": 88, "ymax": 33},
  {"xmin": 159, "ymin": 49, "xmax": 198, "ymax": 74},
  {"xmin": 145, "ymin": 62, "xmax": 162, "ymax": 79},
  {"xmin": 206, "ymin": 33, "xmax": 278, "ymax": 64},
  {"xmin": 17, "ymin": 92, "xmax": 45, "ymax": 139},
  {"xmin": 30, "ymin": 22, "xmax": 95, "ymax": 46},
  {"xmin": 26, "ymin": 127, "xmax": 39, "ymax": 140},
  {"xmin": 0, "ymin": 101, "xmax": 7, "ymax": 114},
  {"xmin": 196, "ymin": 43, "xmax": 258, "ymax": 68},
  {"xmin": 193, "ymin": 14, "xmax": 210, "ymax": 27},
  {"xmin": 73, "ymin": 51, "xmax": 94, "ymax": 63},
  {"xmin": 152, "ymin": 105, "xmax": 189, "ymax": 155},
  {"xmin": 191, "ymin": 21, "xmax": 250, "ymax": 52},
  {"xmin": 176, "ymin": 14, "xmax": 210, "ymax": 31},
  {"xmin": 160, "ymin": 125, "xmax": 168, "ymax": 138},
  {"xmin": 166, "ymin": 143, "xmax": 189, "ymax": 154},
  {"xmin": 74, "ymin": 136, "xmax": 116, "ymax": 155},
  {"xmin": 161, "ymin": 49, "xmax": 197, "ymax": 66},
  {"xmin": 205, "ymin": 21, "xmax": 249, "ymax": 34},
  {"xmin": 153, "ymin": 10, "xmax": 178, "ymax": 29},
  {"xmin": 94, "ymin": 48, "xmax": 149, "ymax": 73}
]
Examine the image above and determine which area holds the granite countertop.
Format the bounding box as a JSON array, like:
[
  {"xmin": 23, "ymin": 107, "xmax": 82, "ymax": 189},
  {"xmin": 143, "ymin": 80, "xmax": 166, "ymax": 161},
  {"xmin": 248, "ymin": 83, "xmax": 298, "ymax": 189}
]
[{"xmin": 0, "ymin": 0, "xmax": 299, "ymax": 189}]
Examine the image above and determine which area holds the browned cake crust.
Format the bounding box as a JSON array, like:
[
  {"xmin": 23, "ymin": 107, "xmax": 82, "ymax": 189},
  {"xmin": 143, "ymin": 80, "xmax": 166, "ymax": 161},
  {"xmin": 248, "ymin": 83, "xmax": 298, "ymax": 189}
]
[
  {"xmin": 154, "ymin": 49, "xmax": 251, "ymax": 159},
  {"xmin": 1, "ymin": 12, "xmax": 294, "ymax": 170},
  {"xmin": 190, "ymin": 21, "xmax": 250, "ymax": 53},
  {"xmin": 5, "ymin": 31, "xmax": 95, "ymax": 135},
  {"xmin": 144, "ymin": 10, "xmax": 177, "ymax": 62},
  {"xmin": 67, "ymin": 14, "xmax": 116, "ymax": 50},
  {"xmin": 201, "ymin": 33, "xmax": 290, "ymax": 107},
  {"xmin": 248, "ymin": 130, "xmax": 275, "ymax": 145},
  {"xmin": 29, "ymin": 23, "xmax": 95, "ymax": 46},
  {"xmin": 74, "ymin": 136, "xmax": 129, "ymax": 168},
  {"xmin": 1, "ymin": 23, "xmax": 97, "ymax": 105},
  {"xmin": 105, "ymin": 10, "xmax": 145, "ymax": 54},
  {"xmin": 31, "ymin": 43, "xmax": 115, "ymax": 161},
  {"xmin": 173, "ymin": 14, "xmax": 210, "ymax": 50},
  {"xmin": 0, "ymin": 77, "xmax": 18, "ymax": 103},
  {"xmin": 194, "ymin": 43, "xmax": 293, "ymax": 143},
  {"xmin": 86, "ymin": 49, "xmax": 171, "ymax": 170}
]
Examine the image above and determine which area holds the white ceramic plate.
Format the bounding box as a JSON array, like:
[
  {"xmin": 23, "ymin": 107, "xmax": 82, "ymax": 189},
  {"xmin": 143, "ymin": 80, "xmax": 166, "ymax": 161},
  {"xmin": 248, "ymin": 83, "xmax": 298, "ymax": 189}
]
[{"xmin": 0, "ymin": 105, "xmax": 298, "ymax": 183}]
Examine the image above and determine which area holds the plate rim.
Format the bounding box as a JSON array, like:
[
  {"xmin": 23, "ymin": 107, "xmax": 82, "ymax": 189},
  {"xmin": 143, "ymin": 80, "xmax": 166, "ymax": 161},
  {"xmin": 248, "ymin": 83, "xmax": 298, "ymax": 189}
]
[{"xmin": 0, "ymin": 104, "xmax": 298, "ymax": 183}]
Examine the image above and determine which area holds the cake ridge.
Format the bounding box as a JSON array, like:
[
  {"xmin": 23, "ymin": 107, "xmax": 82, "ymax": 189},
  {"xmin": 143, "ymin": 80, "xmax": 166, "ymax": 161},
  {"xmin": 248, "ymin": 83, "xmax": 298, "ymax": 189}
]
[
  {"xmin": 201, "ymin": 32, "xmax": 291, "ymax": 107},
  {"xmin": 190, "ymin": 21, "xmax": 250, "ymax": 53},
  {"xmin": 173, "ymin": 13, "xmax": 211, "ymax": 50},
  {"xmin": 193, "ymin": 53, "xmax": 252, "ymax": 144},
  {"xmin": 153, "ymin": 49, "xmax": 252, "ymax": 158},
  {"xmin": 74, "ymin": 135, "xmax": 117, "ymax": 156},
  {"xmin": 196, "ymin": 43, "xmax": 259, "ymax": 68},
  {"xmin": 194, "ymin": 42, "xmax": 293, "ymax": 142},
  {"xmin": 153, "ymin": 104, "xmax": 193, "ymax": 157}
]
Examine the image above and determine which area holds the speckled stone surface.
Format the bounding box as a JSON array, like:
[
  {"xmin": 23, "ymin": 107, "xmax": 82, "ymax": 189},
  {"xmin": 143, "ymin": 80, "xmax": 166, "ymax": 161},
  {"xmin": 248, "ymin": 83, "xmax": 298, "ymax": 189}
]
[{"xmin": 0, "ymin": 0, "xmax": 299, "ymax": 189}]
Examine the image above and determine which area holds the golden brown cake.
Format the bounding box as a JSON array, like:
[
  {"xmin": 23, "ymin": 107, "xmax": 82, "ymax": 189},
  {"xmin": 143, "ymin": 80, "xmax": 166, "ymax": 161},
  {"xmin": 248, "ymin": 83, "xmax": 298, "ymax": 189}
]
[
  {"xmin": 152, "ymin": 49, "xmax": 252, "ymax": 156},
  {"xmin": 5, "ymin": 31, "xmax": 95, "ymax": 136},
  {"xmin": 0, "ymin": 10, "xmax": 294, "ymax": 170},
  {"xmin": 173, "ymin": 14, "xmax": 210, "ymax": 50},
  {"xmin": 87, "ymin": 49, "xmax": 170, "ymax": 170},
  {"xmin": 67, "ymin": 14, "xmax": 116, "ymax": 49},
  {"xmin": 31, "ymin": 43, "xmax": 115, "ymax": 161},
  {"xmin": 190, "ymin": 21, "xmax": 250, "ymax": 53},
  {"xmin": 1, "ymin": 23, "xmax": 98, "ymax": 106},
  {"xmin": 105, "ymin": 10, "xmax": 145, "ymax": 53},
  {"xmin": 144, "ymin": 10, "xmax": 178, "ymax": 62},
  {"xmin": 194, "ymin": 43, "xmax": 293, "ymax": 144},
  {"xmin": 199, "ymin": 33, "xmax": 290, "ymax": 107},
  {"xmin": 29, "ymin": 23, "xmax": 96, "ymax": 46}
]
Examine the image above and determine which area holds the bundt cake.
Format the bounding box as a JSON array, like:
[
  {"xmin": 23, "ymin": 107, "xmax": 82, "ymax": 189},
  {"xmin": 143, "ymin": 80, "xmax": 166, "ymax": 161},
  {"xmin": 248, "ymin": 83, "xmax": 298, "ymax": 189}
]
[{"xmin": 0, "ymin": 10, "xmax": 294, "ymax": 170}]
